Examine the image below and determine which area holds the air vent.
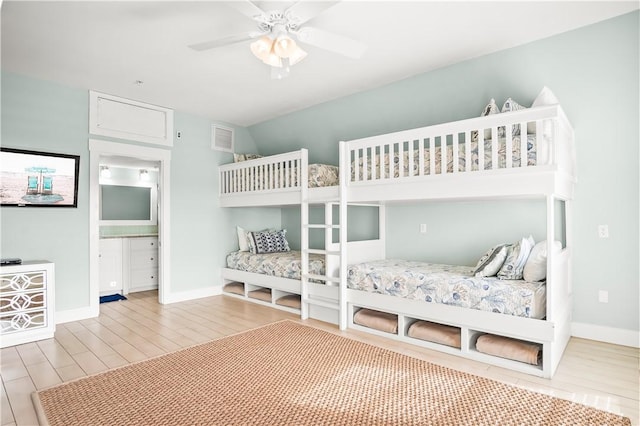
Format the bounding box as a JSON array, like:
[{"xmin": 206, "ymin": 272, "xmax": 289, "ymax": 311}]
[{"xmin": 212, "ymin": 125, "xmax": 234, "ymax": 152}]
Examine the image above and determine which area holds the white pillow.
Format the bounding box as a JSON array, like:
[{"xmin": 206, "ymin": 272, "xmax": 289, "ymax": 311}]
[
  {"xmin": 532, "ymin": 86, "xmax": 560, "ymax": 107},
  {"xmin": 528, "ymin": 86, "xmax": 560, "ymax": 134},
  {"xmin": 523, "ymin": 240, "xmax": 562, "ymax": 282},
  {"xmin": 237, "ymin": 226, "xmax": 249, "ymax": 251},
  {"xmin": 497, "ymin": 235, "xmax": 535, "ymax": 280}
]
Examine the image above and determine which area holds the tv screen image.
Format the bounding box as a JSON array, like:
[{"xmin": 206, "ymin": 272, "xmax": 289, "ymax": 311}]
[{"xmin": 0, "ymin": 147, "xmax": 80, "ymax": 207}]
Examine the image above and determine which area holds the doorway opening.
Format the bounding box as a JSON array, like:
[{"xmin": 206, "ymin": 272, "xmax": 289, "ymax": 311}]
[{"xmin": 89, "ymin": 139, "xmax": 171, "ymax": 317}]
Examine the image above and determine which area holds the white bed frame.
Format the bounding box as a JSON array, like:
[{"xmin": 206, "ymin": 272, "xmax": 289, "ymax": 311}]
[
  {"xmin": 337, "ymin": 104, "xmax": 576, "ymax": 378},
  {"xmin": 219, "ymin": 149, "xmax": 338, "ymax": 207},
  {"xmin": 218, "ymin": 104, "xmax": 575, "ymax": 378}
]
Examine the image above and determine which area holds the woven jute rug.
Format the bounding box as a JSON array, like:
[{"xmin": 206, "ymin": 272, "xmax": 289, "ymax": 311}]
[{"xmin": 34, "ymin": 320, "xmax": 630, "ymax": 426}]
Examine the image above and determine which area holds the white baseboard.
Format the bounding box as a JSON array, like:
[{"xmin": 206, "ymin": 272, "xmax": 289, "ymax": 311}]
[
  {"xmin": 56, "ymin": 306, "xmax": 96, "ymax": 324},
  {"xmin": 163, "ymin": 286, "xmax": 222, "ymax": 304},
  {"xmin": 571, "ymin": 322, "xmax": 639, "ymax": 348}
]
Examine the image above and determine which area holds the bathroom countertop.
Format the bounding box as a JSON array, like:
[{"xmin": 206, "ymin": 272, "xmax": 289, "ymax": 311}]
[{"xmin": 100, "ymin": 234, "xmax": 158, "ymax": 239}]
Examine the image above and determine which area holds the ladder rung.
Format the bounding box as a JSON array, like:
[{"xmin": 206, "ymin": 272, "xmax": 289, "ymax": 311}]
[
  {"xmin": 303, "ymin": 224, "xmax": 340, "ymax": 229},
  {"xmin": 302, "ymin": 298, "xmax": 340, "ymax": 310},
  {"xmin": 303, "ymin": 274, "xmax": 340, "ymax": 283},
  {"xmin": 304, "ymin": 249, "xmax": 341, "ymax": 255}
]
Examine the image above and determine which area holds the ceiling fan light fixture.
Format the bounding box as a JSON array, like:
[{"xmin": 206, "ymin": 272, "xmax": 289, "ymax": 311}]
[
  {"xmin": 271, "ymin": 63, "xmax": 290, "ymax": 80},
  {"xmin": 262, "ymin": 50, "xmax": 283, "ymax": 67},
  {"xmin": 250, "ymin": 35, "xmax": 274, "ymax": 62},
  {"xmin": 273, "ymin": 34, "xmax": 298, "ymax": 58},
  {"xmin": 288, "ymin": 45, "xmax": 307, "ymax": 66}
]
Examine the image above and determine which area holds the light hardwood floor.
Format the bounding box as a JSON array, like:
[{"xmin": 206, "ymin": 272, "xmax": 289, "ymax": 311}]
[{"xmin": 2, "ymin": 291, "xmax": 638, "ymax": 425}]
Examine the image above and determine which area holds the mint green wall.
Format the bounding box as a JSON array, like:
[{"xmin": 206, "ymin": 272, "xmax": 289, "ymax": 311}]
[
  {"xmin": 170, "ymin": 111, "xmax": 281, "ymax": 293},
  {"xmin": 1, "ymin": 73, "xmax": 89, "ymax": 311},
  {"xmin": 250, "ymin": 12, "xmax": 640, "ymax": 331},
  {"xmin": 1, "ymin": 72, "xmax": 280, "ymax": 312}
]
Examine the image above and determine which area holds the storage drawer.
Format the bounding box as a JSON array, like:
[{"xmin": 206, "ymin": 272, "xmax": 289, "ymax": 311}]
[
  {"xmin": 130, "ymin": 268, "xmax": 158, "ymax": 287},
  {"xmin": 0, "ymin": 309, "xmax": 47, "ymax": 334},
  {"xmin": 0, "ymin": 290, "xmax": 45, "ymax": 314},
  {"xmin": 0, "ymin": 271, "xmax": 46, "ymax": 294},
  {"xmin": 130, "ymin": 251, "xmax": 159, "ymax": 268},
  {"xmin": 130, "ymin": 237, "xmax": 158, "ymax": 251}
]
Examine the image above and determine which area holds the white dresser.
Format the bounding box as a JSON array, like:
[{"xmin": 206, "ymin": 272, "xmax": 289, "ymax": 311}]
[{"xmin": 0, "ymin": 261, "xmax": 55, "ymax": 348}]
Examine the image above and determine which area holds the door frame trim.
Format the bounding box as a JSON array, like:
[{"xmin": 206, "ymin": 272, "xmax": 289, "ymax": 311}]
[{"xmin": 89, "ymin": 139, "xmax": 171, "ymax": 317}]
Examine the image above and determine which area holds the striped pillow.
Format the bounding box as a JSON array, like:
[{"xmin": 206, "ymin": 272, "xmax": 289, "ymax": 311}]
[{"xmin": 497, "ymin": 236, "xmax": 536, "ymax": 280}]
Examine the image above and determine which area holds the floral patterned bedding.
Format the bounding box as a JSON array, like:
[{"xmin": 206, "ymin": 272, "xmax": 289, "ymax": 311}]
[
  {"xmin": 308, "ymin": 164, "xmax": 339, "ymax": 188},
  {"xmin": 347, "ymin": 259, "xmax": 546, "ymax": 319},
  {"xmin": 351, "ymin": 135, "xmax": 539, "ymax": 180},
  {"xmin": 226, "ymin": 251, "xmax": 325, "ymax": 280}
]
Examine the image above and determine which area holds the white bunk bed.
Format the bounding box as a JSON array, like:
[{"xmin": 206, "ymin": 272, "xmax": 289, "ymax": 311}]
[
  {"xmin": 219, "ymin": 149, "xmax": 339, "ymax": 207},
  {"xmin": 219, "ymin": 149, "xmax": 349, "ymax": 322},
  {"xmin": 337, "ymin": 104, "xmax": 576, "ymax": 378}
]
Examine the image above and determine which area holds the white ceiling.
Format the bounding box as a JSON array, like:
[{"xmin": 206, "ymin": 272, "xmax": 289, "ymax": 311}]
[{"xmin": 2, "ymin": 1, "xmax": 637, "ymax": 127}]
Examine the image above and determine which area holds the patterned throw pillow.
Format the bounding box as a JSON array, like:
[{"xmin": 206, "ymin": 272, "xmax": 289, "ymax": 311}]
[
  {"xmin": 497, "ymin": 235, "xmax": 536, "ymax": 280},
  {"xmin": 471, "ymin": 98, "xmax": 500, "ymax": 143},
  {"xmin": 501, "ymin": 97, "xmax": 527, "ymax": 138},
  {"xmin": 246, "ymin": 229, "xmax": 290, "ymax": 254},
  {"xmin": 473, "ymin": 244, "xmax": 508, "ymax": 278},
  {"xmin": 233, "ymin": 153, "xmax": 263, "ymax": 163}
]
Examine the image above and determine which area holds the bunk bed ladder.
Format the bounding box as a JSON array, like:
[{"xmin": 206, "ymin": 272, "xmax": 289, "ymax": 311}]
[{"xmin": 301, "ymin": 202, "xmax": 342, "ymax": 321}]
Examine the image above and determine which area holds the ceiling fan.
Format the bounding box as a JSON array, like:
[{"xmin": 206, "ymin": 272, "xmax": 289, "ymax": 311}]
[{"xmin": 188, "ymin": 1, "xmax": 367, "ymax": 79}]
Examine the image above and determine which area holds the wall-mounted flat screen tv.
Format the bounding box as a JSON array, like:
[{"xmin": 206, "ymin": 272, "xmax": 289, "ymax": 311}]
[{"xmin": 0, "ymin": 147, "xmax": 80, "ymax": 207}]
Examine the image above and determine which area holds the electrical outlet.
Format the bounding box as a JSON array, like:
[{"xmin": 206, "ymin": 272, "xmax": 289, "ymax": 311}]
[
  {"xmin": 598, "ymin": 290, "xmax": 608, "ymax": 303},
  {"xmin": 109, "ymin": 281, "xmax": 117, "ymax": 288},
  {"xmin": 420, "ymin": 224, "xmax": 427, "ymax": 233},
  {"xmin": 176, "ymin": 131, "xmax": 182, "ymax": 139},
  {"xmin": 598, "ymin": 224, "xmax": 609, "ymax": 238}
]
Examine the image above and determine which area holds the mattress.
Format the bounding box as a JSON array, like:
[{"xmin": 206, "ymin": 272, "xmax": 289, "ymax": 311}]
[
  {"xmin": 346, "ymin": 259, "xmax": 546, "ymax": 319},
  {"xmin": 352, "ymin": 135, "xmax": 540, "ymax": 180},
  {"xmin": 226, "ymin": 250, "xmax": 325, "ymax": 281}
]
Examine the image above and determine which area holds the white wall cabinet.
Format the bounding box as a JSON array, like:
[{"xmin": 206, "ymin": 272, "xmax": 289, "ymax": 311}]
[
  {"xmin": 0, "ymin": 261, "xmax": 55, "ymax": 348},
  {"xmin": 98, "ymin": 237, "xmax": 158, "ymax": 296}
]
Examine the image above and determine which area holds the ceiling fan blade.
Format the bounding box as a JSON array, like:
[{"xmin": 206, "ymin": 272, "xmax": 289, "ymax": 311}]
[
  {"xmin": 294, "ymin": 26, "xmax": 366, "ymax": 59},
  {"xmin": 285, "ymin": 1, "xmax": 341, "ymax": 26},
  {"xmin": 188, "ymin": 32, "xmax": 264, "ymax": 51},
  {"xmin": 227, "ymin": 0, "xmax": 267, "ymax": 23}
]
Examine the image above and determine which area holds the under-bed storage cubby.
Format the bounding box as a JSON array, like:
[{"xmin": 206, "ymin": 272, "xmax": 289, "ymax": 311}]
[
  {"xmin": 470, "ymin": 332, "xmax": 542, "ymax": 366},
  {"xmin": 222, "ymin": 281, "xmax": 245, "ymax": 296},
  {"xmin": 273, "ymin": 290, "xmax": 301, "ymax": 312},
  {"xmin": 247, "ymin": 286, "xmax": 272, "ymax": 302},
  {"xmin": 406, "ymin": 319, "xmax": 461, "ymax": 349},
  {"xmin": 352, "ymin": 308, "xmax": 398, "ymax": 335}
]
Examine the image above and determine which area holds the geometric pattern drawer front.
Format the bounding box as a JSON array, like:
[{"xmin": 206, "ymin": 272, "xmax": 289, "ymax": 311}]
[
  {"xmin": 0, "ymin": 271, "xmax": 46, "ymax": 294},
  {"xmin": 0, "ymin": 291, "xmax": 45, "ymax": 314},
  {"xmin": 0, "ymin": 309, "xmax": 46, "ymax": 333}
]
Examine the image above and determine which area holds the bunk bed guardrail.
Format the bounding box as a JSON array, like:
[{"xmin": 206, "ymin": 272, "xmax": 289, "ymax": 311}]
[
  {"xmin": 219, "ymin": 150, "xmax": 306, "ymax": 196},
  {"xmin": 341, "ymin": 104, "xmax": 576, "ymax": 190}
]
